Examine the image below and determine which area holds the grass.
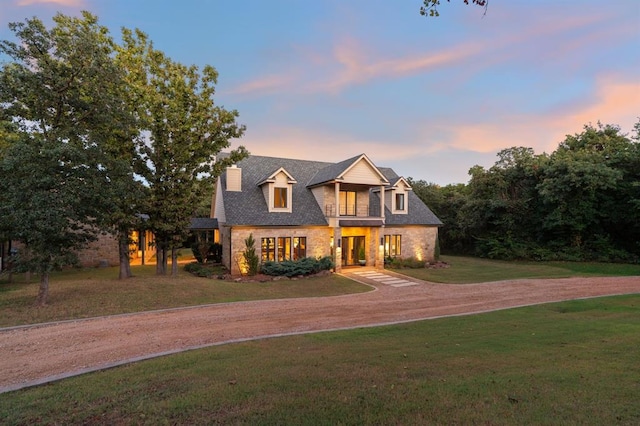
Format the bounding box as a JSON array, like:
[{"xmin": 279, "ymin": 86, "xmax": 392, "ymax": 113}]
[
  {"xmin": 0, "ymin": 264, "xmax": 370, "ymax": 328},
  {"xmin": 398, "ymin": 255, "xmax": 640, "ymax": 284},
  {"xmin": 1, "ymin": 295, "xmax": 639, "ymax": 424},
  {"xmin": 2, "ymin": 255, "xmax": 639, "ymax": 327}
]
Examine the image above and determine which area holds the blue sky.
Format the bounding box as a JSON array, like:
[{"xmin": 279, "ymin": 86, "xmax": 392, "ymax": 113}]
[{"xmin": 1, "ymin": 0, "xmax": 639, "ymax": 184}]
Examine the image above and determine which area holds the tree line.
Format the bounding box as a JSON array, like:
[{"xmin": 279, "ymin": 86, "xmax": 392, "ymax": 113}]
[
  {"xmin": 0, "ymin": 12, "xmax": 247, "ymax": 304},
  {"xmin": 411, "ymin": 121, "xmax": 640, "ymax": 263}
]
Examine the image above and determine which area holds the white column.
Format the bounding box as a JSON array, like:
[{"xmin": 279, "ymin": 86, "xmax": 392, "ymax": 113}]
[
  {"xmin": 380, "ymin": 185, "xmax": 385, "ymax": 219},
  {"xmin": 335, "ymin": 181, "xmax": 341, "ymax": 217}
]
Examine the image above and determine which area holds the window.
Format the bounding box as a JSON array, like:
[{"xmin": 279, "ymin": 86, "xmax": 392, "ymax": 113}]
[
  {"xmin": 263, "ymin": 236, "xmax": 307, "ymax": 262},
  {"xmin": 277, "ymin": 237, "xmax": 291, "ymax": 262},
  {"xmin": 293, "ymin": 237, "xmax": 306, "ymax": 260},
  {"xmin": 339, "ymin": 190, "xmax": 357, "ymax": 216},
  {"xmin": 274, "ymin": 187, "xmax": 288, "ymax": 208},
  {"xmin": 384, "ymin": 234, "xmax": 401, "ymax": 258},
  {"xmin": 261, "ymin": 237, "xmax": 275, "ymax": 262},
  {"xmin": 395, "ymin": 193, "xmax": 405, "ymax": 211}
]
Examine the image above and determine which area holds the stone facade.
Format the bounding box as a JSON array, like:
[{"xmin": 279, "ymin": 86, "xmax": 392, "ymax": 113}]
[
  {"xmin": 221, "ymin": 224, "xmax": 439, "ymax": 275},
  {"xmin": 75, "ymin": 232, "xmax": 120, "ymax": 267},
  {"xmin": 224, "ymin": 225, "xmax": 333, "ymax": 275},
  {"xmin": 382, "ymin": 225, "xmax": 438, "ymax": 263}
]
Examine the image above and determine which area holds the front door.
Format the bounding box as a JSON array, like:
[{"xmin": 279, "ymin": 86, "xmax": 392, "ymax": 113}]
[{"xmin": 341, "ymin": 236, "xmax": 365, "ymax": 266}]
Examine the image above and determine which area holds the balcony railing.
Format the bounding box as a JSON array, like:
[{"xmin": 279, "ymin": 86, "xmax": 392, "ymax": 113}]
[{"xmin": 325, "ymin": 204, "xmax": 381, "ymax": 217}]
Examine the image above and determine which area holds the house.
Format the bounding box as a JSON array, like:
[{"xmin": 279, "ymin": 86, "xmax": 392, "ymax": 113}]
[{"xmin": 212, "ymin": 153, "xmax": 442, "ymax": 275}]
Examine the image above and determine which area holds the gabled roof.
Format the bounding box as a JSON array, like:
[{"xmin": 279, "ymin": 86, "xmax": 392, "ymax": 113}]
[
  {"xmin": 256, "ymin": 167, "xmax": 298, "ymax": 186},
  {"xmin": 373, "ymin": 168, "xmax": 442, "ymax": 226},
  {"xmin": 218, "ymin": 154, "xmax": 442, "ymax": 227},
  {"xmin": 307, "ymin": 153, "xmax": 389, "ymax": 187},
  {"xmin": 220, "ymin": 155, "xmax": 330, "ymax": 226},
  {"xmin": 388, "ymin": 176, "xmax": 412, "ymax": 190}
]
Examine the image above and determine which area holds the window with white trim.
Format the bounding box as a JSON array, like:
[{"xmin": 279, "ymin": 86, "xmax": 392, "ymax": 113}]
[
  {"xmin": 274, "ymin": 187, "xmax": 288, "ymax": 209},
  {"xmin": 395, "ymin": 193, "xmax": 405, "ymax": 211}
]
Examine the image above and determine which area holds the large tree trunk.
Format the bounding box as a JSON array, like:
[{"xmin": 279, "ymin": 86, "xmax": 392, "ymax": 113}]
[
  {"xmin": 35, "ymin": 273, "xmax": 49, "ymax": 306},
  {"xmin": 118, "ymin": 233, "xmax": 132, "ymax": 280},
  {"xmin": 171, "ymin": 247, "xmax": 178, "ymax": 277},
  {"xmin": 155, "ymin": 245, "xmax": 163, "ymax": 275},
  {"xmin": 156, "ymin": 242, "xmax": 167, "ymax": 275}
]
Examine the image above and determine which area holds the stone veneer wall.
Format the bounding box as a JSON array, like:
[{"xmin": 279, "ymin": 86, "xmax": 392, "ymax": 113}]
[
  {"xmin": 76, "ymin": 232, "xmax": 120, "ymax": 267},
  {"xmin": 227, "ymin": 226, "xmax": 333, "ymax": 276},
  {"xmin": 382, "ymin": 225, "xmax": 439, "ymax": 263}
]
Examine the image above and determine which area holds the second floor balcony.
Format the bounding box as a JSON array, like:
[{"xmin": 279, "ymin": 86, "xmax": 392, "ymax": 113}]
[{"xmin": 324, "ymin": 204, "xmax": 381, "ymax": 218}]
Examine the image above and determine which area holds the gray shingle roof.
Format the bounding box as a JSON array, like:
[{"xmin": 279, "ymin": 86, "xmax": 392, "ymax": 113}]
[
  {"xmin": 190, "ymin": 217, "xmax": 218, "ymax": 230},
  {"xmin": 219, "ymin": 155, "xmax": 442, "ymax": 227},
  {"xmin": 221, "ymin": 155, "xmax": 330, "ymax": 226},
  {"xmin": 374, "ymin": 168, "xmax": 443, "ymax": 226},
  {"xmin": 306, "ymin": 154, "xmax": 363, "ymax": 187}
]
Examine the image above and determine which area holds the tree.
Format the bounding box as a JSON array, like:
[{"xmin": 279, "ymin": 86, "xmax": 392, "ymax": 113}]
[
  {"xmin": 420, "ymin": 0, "xmax": 488, "ymax": 18},
  {"xmin": 0, "ymin": 137, "xmax": 110, "ymax": 305},
  {"xmin": 118, "ymin": 29, "xmax": 248, "ymax": 276},
  {"xmin": 0, "ymin": 12, "xmax": 138, "ymax": 302},
  {"xmin": 540, "ymin": 122, "xmax": 638, "ymax": 259}
]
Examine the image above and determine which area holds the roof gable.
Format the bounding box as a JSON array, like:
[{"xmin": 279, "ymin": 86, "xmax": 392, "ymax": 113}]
[
  {"xmin": 390, "ymin": 176, "xmax": 412, "ymax": 190},
  {"xmin": 216, "ymin": 154, "xmax": 442, "ymax": 227},
  {"xmin": 307, "ymin": 154, "xmax": 389, "ymax": 187},
  {"xmin": 256, "ymin": 167, "xmax": 297, "ymax": 186}
]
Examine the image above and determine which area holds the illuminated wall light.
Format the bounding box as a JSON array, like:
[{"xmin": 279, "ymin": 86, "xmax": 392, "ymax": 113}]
[{"xmin": 413, "ymin": 243, "xmax": 424, "ymax": 261}]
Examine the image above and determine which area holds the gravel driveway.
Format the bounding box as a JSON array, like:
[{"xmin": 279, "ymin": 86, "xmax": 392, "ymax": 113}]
[{"xmin": 1, "ymin": 270, "xmax": 639, "ymax": 393}]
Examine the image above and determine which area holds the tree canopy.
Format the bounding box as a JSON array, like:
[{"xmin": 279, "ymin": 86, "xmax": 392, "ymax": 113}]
[
  {"xmin": 412, "ymin": 121, "xmax": 640, "ymax": 263},
  {"xmin": 420, "ymin": 0, "xmax": 488, "ymax": 18},
  {"xmin": 117, "ymin": 28, "xmax": 247, "ymax": 276},
  {"xmin": 0, "ymin": 12, "xmax": 247, "ymax": 303}
]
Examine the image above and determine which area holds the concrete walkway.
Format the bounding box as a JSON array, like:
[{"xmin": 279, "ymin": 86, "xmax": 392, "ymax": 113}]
[{"xmin": 343, "ymin": 267, "xmax": 421, "ymax": 287}]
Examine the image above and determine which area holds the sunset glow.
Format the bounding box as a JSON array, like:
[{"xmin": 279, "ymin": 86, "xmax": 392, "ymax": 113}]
[{"xmin": 2, "ymin": 0, "xmax": 637, "ymax": 184}]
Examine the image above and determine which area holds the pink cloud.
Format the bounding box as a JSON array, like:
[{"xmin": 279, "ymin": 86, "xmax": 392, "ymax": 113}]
[
  {"xmin": 439, "ymin": 76, "xmax": 640, "ymax": 156},
  {"xmin": 242, "ymin": 125, "xmax": 424, "ymax": 165},
  {"xmin": 318, "ymin": 38, "xmax": 482, "ymax": 93},
  {"xmin": 229, "ymin": 7, "xmax": 614, "ymax": 99},
  {"xmin": 229, "ymin": 73, "xmax": 298, "ymax": 96}
]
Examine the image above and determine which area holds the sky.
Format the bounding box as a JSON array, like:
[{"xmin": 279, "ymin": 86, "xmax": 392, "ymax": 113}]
[{"xmin": 1, "ymin": 0, "xmax": 639, "ymax": 185}]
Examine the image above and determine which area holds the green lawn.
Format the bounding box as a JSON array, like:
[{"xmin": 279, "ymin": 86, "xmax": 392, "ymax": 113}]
[
  {"xmin": 398, "ymin": 255, "xmax": 640, "ymax": 283},
  {"xmin": 0, "ymin": 264, "xmax": 370, "ymax": 327},
  {"xmin": 2, "ymin": 295, "xmax": 639, "ymax": 424},
  {"xmin": 2, "ymin": 256, "xmax": 639, "ymax": 327}
]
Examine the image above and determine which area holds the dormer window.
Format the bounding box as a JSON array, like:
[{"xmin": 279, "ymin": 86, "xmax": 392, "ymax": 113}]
[
  {"xmin": 257, "ymin": 167, "xmax": 296, "ymax": 213},
  {"xmin": 388, "ymin": 176, "xmax": 411, "ymax": 215},
  {"xmin": 274, "ymin": 187, "xmax": 288, "ymax": 209},
  {"xmin": 395, "ymin": 193, "xmax": 405, "ymax": 211}
]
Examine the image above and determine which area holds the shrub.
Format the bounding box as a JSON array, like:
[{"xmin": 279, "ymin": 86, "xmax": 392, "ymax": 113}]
[
  {"xmin": 191, "ymin": 241, "xmax": 222, "ymax": 264},
  {"xmin": 261, "ymin": 256, "xmax": 334, "ymax": 277},
  {"xmin": 386, "ymin": 257, "xmax": 426, "ymax": 269},
  {"xmin": 184, "ymin": 261, "xmax": 213, "ymax": 277},
  {"xmin": 208, "ymin": 243, "xmax": 222, "ymax": 263},
  {"xmin": 242, "ymin": 234, "xmax": 259, "ymax": 276}
]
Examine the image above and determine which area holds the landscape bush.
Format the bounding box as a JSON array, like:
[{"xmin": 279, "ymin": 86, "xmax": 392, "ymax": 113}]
[
  {"xmin": 184, "ymin": 262, "xmax": 213, "ymax": 277},
  {"xmin": 261, "ymin": 256, "xmax": 334, "ymax": 277},
  {"xmin": 190, "ymin": 242, "xmax": 222, "ymax": 264},
  {"xmin": 385, "ymin": 256, "xmax": 426, "ymax": 269}
]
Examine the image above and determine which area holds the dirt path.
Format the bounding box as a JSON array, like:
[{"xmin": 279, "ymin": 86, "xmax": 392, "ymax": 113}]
[{"xmin": 1, "ymin": 273, "xmax": 639, "ymax": 393}]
